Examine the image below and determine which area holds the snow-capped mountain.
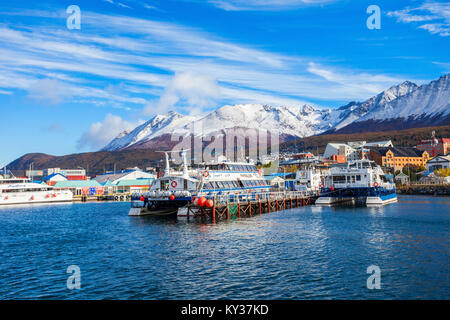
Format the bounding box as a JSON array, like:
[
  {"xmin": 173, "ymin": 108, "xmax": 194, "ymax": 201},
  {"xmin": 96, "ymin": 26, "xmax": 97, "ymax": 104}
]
[
  {"xmin": 102, "ymin": 74, "xmax": 450, "ymax": 151},
  {"xmin": 103, "ymin": 111, "xmax": 199, "ymax": 151},
  {"xmin": 333, "ymin": 74, "xmax": 450, "ymax": 133}
]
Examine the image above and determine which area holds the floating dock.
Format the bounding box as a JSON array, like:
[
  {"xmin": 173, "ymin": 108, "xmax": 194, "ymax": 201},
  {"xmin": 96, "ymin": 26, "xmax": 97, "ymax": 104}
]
[{"xmin": 180, "ymin": 191, "xmax": 319, "ymax": 223}]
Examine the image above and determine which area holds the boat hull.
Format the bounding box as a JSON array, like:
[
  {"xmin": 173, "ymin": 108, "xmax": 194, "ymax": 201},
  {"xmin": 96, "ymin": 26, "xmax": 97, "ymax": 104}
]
[
  {"xmin": 316, "ymin": 187, "xmax": 397, "ymax": 206},
  {"xmin": 0, "ymin": 191, "xmax": 73, "ymax": 206},
  {"xmin": 129, "ymin": 199, "xmax": 190, "ymax": 217}
]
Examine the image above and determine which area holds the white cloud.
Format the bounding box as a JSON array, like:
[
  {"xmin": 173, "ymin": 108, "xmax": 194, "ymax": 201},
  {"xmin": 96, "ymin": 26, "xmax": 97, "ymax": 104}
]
[
  {"xmin": 77, "ymin": 114, "xmax": 143, "ymax": 150},
  {"xmin": 144, "ymin": 71, "xmax": 220, "ymax": 116},
  {"xmin": 0, "ymin": 9, "xmax": 415, "ymax": 118},
  {"xmin": 206, "ymin": 0, "xmax": 335, "ymax": 11},
  {"xmin": 27, "ymin": 78, "xmax": 73, "ymax": 105},
  {"xmin": 388, "ymin": 2, "xmax": 450, "ymax": 37}
]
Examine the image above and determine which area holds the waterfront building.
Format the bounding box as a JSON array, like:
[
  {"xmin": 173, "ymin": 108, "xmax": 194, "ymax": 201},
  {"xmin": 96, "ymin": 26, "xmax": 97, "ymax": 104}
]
[
  {"xmin": 323, "ymin": 143, "xmax": 360, "ymax": 161},
  {"xmin": 369, "ymin": 147, "xmax": 430, "ymax": 171},
  {"xmin": 42, "ymin": 173, "xmax": 69, "ymax": 186},
  {"xmin": 94, "ymin": 169, "xmax": 156, "ymax": 194},
  {"xmin": 43, "ymin": 168, "xmax": 87, "ymax": 180},
  {"xmin": 52, "ymin": 180, "xmax": 103, "ymax": 196},
  {"xmin": 418, "ymin": 172, "xmax": 449, "ymax": 185},
  {"xmin": 394, "ymin": 172, "xmax": 410, "ymax": 185},
  {"xmin": 94, "ymin": 169, "xmax": 156, "ymax": 185},
  {"xmin": 426, "ymin": 155, "xmax": 450, "ymax": 171},
  {"xmin": 324, "ymin": 140, "xmax": 394, "ymax": 162},
  {"xmin": 416, "ymin": 136, "xmax": 449, "ymax": 157}
]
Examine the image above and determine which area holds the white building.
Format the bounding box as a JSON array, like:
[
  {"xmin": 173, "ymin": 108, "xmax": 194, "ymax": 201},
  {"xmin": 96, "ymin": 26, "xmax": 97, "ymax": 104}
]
[
  {"xmin": 324, "ymin": 140, "xmax": 394, "ymax": 162},
  {"xmin": 323, "ymin": 143, "xmax": 360, "ymax": 161},
  {"xmin": 426, "ymin": 155, "xmax": 450, "ymax": 171},
  {"xmin": 365, "ymin": 140, "xmax": 393, "ymax": 147},
  {"xmin": 94, "ymin": 169, "xmax": 156, "ymax": 185}
]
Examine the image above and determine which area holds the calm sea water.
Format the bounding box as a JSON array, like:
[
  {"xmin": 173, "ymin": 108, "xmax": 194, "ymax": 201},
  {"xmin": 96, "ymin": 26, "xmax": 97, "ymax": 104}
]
[{"xmin": 0, "ymin": 195, "xmax": 448, "ymax": 300}]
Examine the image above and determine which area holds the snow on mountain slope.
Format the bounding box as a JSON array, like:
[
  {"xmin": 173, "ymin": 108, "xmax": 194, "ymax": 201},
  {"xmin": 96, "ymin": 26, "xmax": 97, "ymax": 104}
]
[
  {"xmin": 103, "ymin": 111, "xmax": 199, "ymax": 151},
  {"xmin": 356, "ymin": 74, "xmax": 449, "ymax": 121},
  {"xmin": 102, "ymin": 74, "xmax": 449, "ymax": 151},
  {"xmin": 328, "ymin": 81, "xmax": 419, "ymax": 130}
]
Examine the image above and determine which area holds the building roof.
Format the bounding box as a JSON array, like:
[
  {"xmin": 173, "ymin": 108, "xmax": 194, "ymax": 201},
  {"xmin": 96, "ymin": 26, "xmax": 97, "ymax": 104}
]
[
  {"xmin": 428, "ymin": 155, "xmax": 450, "ymax": 162},
  {"xmin": 42, "ymin": 173, "xmax": 68, "ymax": 181},
  {"xmin": 53, "ymin": 180, "xmax": 102, "ymax": 188},
  {"xmin": 115, "ymin": 179, "xmax": 154, "ymax": 187},
  {"xmin": 365, "ymin": 140, "xmax": 393, "ymax": 147},
  {"xmin": 369, "ymin": 147, "xmax": 425, "ymax": 157}
]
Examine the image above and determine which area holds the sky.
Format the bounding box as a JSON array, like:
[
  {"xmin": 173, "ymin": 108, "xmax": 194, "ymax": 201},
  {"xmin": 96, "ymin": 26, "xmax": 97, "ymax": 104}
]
[{"xmin": 0, "ymin": 0, "xmax": 449, "ymax": 167}]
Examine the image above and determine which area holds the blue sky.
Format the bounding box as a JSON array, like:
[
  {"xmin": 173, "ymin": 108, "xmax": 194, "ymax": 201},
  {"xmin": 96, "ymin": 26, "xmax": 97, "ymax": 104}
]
[{"xmin": 0, "ymin": 0, "xmax": 449, "ymax": 167}]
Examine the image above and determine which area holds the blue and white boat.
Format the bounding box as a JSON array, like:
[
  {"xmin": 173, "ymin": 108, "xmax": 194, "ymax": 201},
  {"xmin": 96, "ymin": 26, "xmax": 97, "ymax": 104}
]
[
  {"xmin": 316, "ymin": 159, "xmax": 397, "ymax": 206},
  {"xmin": 129, "ymin": 151, "xmax": 270, "ymax": 216}
]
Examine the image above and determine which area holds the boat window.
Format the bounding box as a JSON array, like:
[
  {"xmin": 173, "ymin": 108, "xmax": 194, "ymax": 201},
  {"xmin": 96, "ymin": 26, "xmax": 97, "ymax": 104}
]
[
  {"xmin": 356, "ymin": 175, "xmax": 361, "ymax": 181},
  {"xmin": 333, "ymin": 176, "xmax": 346, "ymax": 183}
]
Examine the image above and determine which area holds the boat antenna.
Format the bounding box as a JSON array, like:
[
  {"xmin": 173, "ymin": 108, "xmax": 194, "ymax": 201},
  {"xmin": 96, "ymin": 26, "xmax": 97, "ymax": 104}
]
[{"xmin": 156, "ymin": 149, "xmax": 191, "ymax": 178}]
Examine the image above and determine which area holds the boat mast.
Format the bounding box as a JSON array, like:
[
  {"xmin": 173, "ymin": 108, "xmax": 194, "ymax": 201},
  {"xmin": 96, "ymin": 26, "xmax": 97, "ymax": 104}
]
[
  {"xmin": 164, "ymin": 152, "xmax": 170, "ymax": 176},
  {"xmin": 181, "ymin": 149, "xmax": 189, "ymax": 179}
]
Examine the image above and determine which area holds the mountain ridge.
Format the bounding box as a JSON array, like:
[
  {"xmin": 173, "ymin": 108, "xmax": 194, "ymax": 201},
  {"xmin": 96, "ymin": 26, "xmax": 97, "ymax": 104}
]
[{"xmin": 103, "ymin": 74, "xmax": 449, "ymax": 151}]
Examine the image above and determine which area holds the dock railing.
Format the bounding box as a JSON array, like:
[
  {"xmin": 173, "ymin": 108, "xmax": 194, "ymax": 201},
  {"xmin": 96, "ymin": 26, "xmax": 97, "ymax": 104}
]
[{"xmin": 198, "ymin": 190, "xmax": 319, "ymax": 206}]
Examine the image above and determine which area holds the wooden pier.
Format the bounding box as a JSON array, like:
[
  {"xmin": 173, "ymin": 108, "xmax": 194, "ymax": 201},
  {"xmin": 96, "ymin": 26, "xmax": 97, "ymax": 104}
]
[{"xmin": 184, "ymin": 191, "xmax": 319, "ymax": 223}]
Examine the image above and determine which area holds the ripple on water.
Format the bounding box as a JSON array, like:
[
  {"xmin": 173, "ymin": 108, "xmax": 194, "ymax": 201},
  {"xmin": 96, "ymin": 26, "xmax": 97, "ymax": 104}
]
[{"xmin": 0, "ymin": 197, "xmax": 449, "ymax": 299}]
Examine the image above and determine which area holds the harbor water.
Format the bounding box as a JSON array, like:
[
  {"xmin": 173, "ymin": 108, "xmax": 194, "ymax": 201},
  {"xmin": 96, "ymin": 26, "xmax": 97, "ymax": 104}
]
[{"xmin": 0, "ymin": 195, "xmax": 448, "ymax": 299}]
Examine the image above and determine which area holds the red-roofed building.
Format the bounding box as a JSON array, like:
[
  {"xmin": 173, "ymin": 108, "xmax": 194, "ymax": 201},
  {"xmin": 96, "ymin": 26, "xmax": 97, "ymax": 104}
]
[{"xmin": 416, "ymin": 138, "xmax": 450, "ymax": 157}]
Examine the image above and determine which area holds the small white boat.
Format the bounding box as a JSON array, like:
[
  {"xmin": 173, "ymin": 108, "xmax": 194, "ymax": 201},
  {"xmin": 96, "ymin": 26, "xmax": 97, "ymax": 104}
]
[{"xmin": 0, "ymin": 177, "xmax": 73, "ymax": 206}]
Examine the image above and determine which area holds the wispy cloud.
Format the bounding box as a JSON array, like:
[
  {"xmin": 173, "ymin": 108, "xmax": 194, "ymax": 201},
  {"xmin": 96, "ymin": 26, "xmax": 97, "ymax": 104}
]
[
  {"xmin": 0, "ymin": 9, "xmax": 403, "ymax": 111},
  {"xmin": 0, "ymin": 8, "xmax": 413, "ymax": 150},
  {"xmin": 388, "ymin": 2, "xmax": 450, "ymax": 37},
  {"xmin": 205, "ymin": 0, "xmax": 336, "ymax": 11}
]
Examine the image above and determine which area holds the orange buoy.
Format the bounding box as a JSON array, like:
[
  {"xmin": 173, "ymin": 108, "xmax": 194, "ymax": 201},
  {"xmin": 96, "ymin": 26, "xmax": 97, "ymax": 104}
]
[
  {"xmin": 198, "ymin": 197, "xmax": 207, "ymax": 207},
  {"xmin": 205, "ymin": 199, "xmax": 214, "ymax": 208},
  {"xmin": 170, "ymin": 194, "xmax": 175, "ymax": 200}
]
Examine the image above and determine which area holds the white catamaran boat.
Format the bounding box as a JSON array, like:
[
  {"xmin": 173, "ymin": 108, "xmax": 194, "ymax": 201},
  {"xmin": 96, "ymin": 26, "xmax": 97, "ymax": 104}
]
[
  {"xmin": 0, "ymin": 177, "xmax": 73, "ymax": 206},
  {"xmin": 316, "ymin": 159, "xmax": 397, "ymax": 206},
  {"xmin": 129, "ymin": 151, "xmax": 270, "ymax": 217}
]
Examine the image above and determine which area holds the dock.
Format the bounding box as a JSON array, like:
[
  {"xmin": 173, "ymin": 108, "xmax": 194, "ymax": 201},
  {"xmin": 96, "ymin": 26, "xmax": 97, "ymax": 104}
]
[
  {"xmin": 184, "ymin": 191, "xmax": 319, "ymax": 223},
  {"xmin": 73, "ymin": 193, "xmax": 132, "ymax": 202}
]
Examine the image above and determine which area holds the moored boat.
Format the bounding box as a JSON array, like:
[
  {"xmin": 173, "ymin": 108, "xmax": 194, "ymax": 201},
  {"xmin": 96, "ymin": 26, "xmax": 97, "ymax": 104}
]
[
  {"xmin": 0, "ymin": 177, "xmax": 73, "ymax": 206},
  {"xmin": 316, "ymin": 159, "xmax": 397, "ymax": 206},
  {"xmin": 129, "ymin": 151, "xmax": 270, "ymax": 217}
]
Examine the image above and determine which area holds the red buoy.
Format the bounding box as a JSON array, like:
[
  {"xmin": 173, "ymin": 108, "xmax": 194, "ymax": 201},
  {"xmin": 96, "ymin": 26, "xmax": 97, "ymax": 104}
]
[
  {"xmin": 198, "ymin": 197, "xmax": 207, "ymax": 207},
  {"xmin": 205, "ymin": 199, "xmax": 214, "ymax": 208},
  {"xmin": 170, "ymin": 194, "xmax": 175, "ymax": 200},
  {"xmin": 140, "ymin": 196, "xmax": 145, "ymax": 201}
]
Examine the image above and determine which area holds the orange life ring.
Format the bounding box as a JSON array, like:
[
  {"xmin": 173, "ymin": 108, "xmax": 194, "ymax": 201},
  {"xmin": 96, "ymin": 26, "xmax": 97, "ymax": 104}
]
[
  {"xmin": 203, "ymin": 170, "xmax": 209, "ymax": 178},
  {"xmin": 258, "ymin": 169, "xmax": 263, "ymax": 176},
  {"xmin": 171, "ymin": 180, "xmax": 178, "ymax": 188}
]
